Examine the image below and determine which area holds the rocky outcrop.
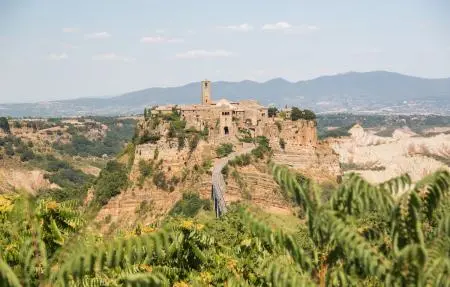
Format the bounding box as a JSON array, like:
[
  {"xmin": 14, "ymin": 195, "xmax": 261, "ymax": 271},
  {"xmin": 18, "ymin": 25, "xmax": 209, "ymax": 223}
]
[
  {"xmin": 260, "ymin": 119, "xmax": 318, "ymax": 150},
  {"xmin": 272, "ymin": 142, "xmax": 341, "ymax": 183}
]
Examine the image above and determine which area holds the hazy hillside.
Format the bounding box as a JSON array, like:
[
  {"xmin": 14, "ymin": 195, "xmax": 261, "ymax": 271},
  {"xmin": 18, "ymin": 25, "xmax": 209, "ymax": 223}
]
[{"xmin": 1, "ymin": 71, "xmax": 449, "ymax": 117}]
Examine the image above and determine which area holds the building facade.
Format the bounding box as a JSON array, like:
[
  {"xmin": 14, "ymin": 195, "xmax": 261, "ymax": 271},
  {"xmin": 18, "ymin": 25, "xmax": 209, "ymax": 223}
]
[{"xmin": 152, "ymin": 80, "xmax": 269, "ymax": 140}]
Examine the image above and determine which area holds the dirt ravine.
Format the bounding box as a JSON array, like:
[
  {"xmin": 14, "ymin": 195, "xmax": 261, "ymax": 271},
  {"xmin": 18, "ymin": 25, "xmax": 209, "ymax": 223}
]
[{"xmin": 332, "ymin": 125, "xmax": 449, "ymax": 183}]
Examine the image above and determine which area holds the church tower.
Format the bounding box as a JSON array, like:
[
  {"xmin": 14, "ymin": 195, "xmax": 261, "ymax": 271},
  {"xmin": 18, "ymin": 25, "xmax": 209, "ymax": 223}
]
[{"xmin": 201, "ymin": 80, "xmax": 212, "ymax": 105}]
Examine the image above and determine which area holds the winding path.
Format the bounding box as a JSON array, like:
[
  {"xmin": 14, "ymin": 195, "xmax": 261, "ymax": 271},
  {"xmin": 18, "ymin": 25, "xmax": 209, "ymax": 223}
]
[{"xmin": 211, "ymin": 145, "xmax": 255, "ymax": 217}]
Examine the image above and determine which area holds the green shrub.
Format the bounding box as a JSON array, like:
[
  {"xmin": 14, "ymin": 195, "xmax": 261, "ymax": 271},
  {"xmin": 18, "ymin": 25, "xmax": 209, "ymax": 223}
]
[
  {"xmin": 13, "ymin": 121, "xmax": 22, "ymax": 129},
  {"xmin": 93, "ymin": 161, "xmax": 129, "ymax": 206},
  {"xmin": 291, "ymin": 107, "xmax": 316, "ymax": 121},
  {"xmin": 221, "ymin": 164, "xmax": 229, "ymax": 179},
  {"xmin": 139, "ymin": 132, "xmax": 161, "ymax": 144},
  {"xmin": 169, "ymin": 193, "xmax": 211, "ymax": 217},
  {"xmin": 177, "ymin": 135, "xmax": 186, "ymax": 151},
  {"xmin": 188, "ymin": 134, "xmax": 200, "ymax": 152},
  {"xmin": 255, "ymin": 136, "xmax": 270, "ymax": 149},
  {"xmin": 216, "ymin": 143, "xmax": 233, "ymax": 158},
  {"xmin": 237, "ymin": 128, "xmax": 253, "ymax": 143},
  {"xmin": 135, "ymin": 200, "xmax": 152, "ymax": 216},
  {"xmin": 47, "ymin": 167, "xmax": 92, "ymax": 189},
  {"xmin": 139, "ymin": 160, "xmax": 154, "ymax": 178},
  {"xmin": 153, "ymin": 170, "xmax": 168, "ymax": 190},
  {"xmin": 0, "ymin": 117, "xmax": 10, "ymax": 133},
  {"xmin": 5, "ymin": 143, "xmax": 14, "ymax": 156},
  {"xmin": 202, "ymin": 159, "xmax": 213, "ymax": 171},
  {"xmin": 229, "ymin": 153, "xmax": 251, "ymax": 167},
  {"xmin": 20, "ymin": 149, "xmax": 35, "ymax": 162},
  {"xmin": 45, "ymin": 155, "xmax": 70, "ymax": 172},
  {"xmin": 268, "ymin": 106, "xmax": 278, "ymax": 118}
]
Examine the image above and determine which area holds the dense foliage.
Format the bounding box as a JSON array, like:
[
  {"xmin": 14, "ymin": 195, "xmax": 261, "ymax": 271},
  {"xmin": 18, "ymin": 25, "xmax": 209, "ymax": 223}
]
[
  {"xmin": 291, "ymin": 107, "xmax": 316, "ymax": 121},
  {"xmin": 0, "ymin": 166, "xmax": 449, "ymax": 286},
  {"xmin": 0, "ymin": 135, "xmax": 35, "ymax": 161},
  {"xmin": 53, "ymin": 117, "xmax": 136, "ymax": 157},
  {"xmin": 0, "ymin": 117, "xmax": 11, "ymax": 133},
  {"xmin": 268, "ymin": 106, "xmax": 278, "ymax": 118},
  {"xmin": 169, "ymin": 193, "xmax": 211, "ymax": 217},
  {"xmin": 92, "ymin": 160, "xmax": 129, "ymax": 206},
  {"xmin": 216, "ymin": 143, "xmax": 234, "ymax": 158}
]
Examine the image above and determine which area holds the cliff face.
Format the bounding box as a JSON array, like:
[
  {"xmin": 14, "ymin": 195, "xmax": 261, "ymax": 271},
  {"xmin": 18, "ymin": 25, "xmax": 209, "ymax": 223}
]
[
  {"xmin": 96, "ymin": 140, "xmax": 213, "ymax": 231},
  {"xmin": 272, "ymin": 143, "xmax": 341, "ymax": 183},
  {"xmin": 224, "ymin": 163, "xmax": 293, "ymax": 215},
  {"xmin": 261, "ymin": 119, "xmax": 318, "ymax": 149},
  {"xmin": 95, "ymin": 117, "xmax": 340, "ymax": 231},
  {"xmin": 262, "ymin": 119, "xmax": 341, "ymax": 182}
]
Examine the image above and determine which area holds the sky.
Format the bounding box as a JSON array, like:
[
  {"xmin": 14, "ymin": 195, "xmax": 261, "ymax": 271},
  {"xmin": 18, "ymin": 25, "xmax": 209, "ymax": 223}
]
[{"xmin": 0, "ymin": 0, "xmax": 449, "ymax": 103}]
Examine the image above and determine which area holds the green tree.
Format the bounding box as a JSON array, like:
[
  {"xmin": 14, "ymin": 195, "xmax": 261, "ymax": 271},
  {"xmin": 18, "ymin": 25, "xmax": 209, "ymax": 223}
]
[
  {"xmin": 290, "ymin": 107, "xmax": 303, "ymax": 121},
  {"xmin": 0, "ymin": 117, "xmax": 11, "ymax": 134},
  {"xmin": 268, "ymin": 106, "xmax": 278, "ymax": 118},
  {"xmin": 93, "ymin": 161, "xmax": 129, "ymax": 206},
  {"xmin": 291, "ymin": 107, "xmax": 317, "ymax": 121}
]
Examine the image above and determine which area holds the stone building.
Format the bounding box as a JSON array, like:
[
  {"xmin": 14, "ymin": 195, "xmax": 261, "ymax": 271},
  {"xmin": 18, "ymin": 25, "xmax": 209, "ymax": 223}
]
[{"xmin": 151, "ymin": 80, "xmax": 269, "ymax": 141}]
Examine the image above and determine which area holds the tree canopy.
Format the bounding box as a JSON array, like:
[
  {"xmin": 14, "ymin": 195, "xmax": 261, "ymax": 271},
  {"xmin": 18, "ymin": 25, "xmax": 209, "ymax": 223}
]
[
  {"xmin": 291, "ymin": 107, "xmax": 317, "ymax": 121},
  {"xmin": 0, "ymin": 117, "xmax": 11, "ymax": 134}
]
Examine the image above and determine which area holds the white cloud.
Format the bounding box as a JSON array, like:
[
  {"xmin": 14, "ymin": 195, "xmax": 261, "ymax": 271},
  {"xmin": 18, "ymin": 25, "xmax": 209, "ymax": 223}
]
[
  {"xmin": 48, "ymin": 53, "xmax": 68, "ymax": 60},
  {"xmin": 175, "ymin": 49, "xmax": 233, "ymax": 59},
  {"xmin": 218, "ymin": 23, "xmax": 253, "ymax": 32},
  {"xmin": 262, "ymin": 22, "xmax": 319, "ymax": 34},
  {"xmin": 92, "ymin": 53, "xmax": 135, "ymax": 62},
  {"xmin": 62, "ymin": 27, "xmax": 78, "ymax": 33},
  {"xmin": 262, "ymin": 22, "xmax": 292, "ymax": 31},
  {"xmin": 85, "ymin": 32, "xmax": 111, "ymax": 39},
  {"xmin": 140, "ymin": 35, "xmax": 183, "ymax": 44}
]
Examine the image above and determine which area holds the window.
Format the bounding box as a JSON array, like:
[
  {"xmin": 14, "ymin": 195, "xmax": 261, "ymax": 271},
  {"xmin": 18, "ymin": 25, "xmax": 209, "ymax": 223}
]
[{"xmin": 224, "ymin": 126, "xmax": 229, "ymax": 135}]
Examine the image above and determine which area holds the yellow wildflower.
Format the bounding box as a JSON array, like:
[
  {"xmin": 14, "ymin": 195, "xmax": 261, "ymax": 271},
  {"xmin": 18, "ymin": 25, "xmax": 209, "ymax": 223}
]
[
  {"xmin": 139, "ymin": 264, "xmax": 152, "ymax": 272},
  {"xmin": 227, "ymin": 259, "xmax": 237, "ymax": 270},
  {"xmin": 173, "ymin": 281, "xmax": 190, "ymax": 287},
  {"xmin": 200, "ymin": 271, "xmax": 212, "ymax": 284},
  {"xmin": 181, "ymin": 220, "xmax": 194, "ymax": 229},
  {"xmin": 142, "ymin": 226, "xmax": 155, "ymax": 233},
  {"xmin": 46, "ymin": 200, "xmax": 58, "ymax": 210},
  {"xmin": 195, "ymin": 223, "xmax": 205, "ymax": 230}
]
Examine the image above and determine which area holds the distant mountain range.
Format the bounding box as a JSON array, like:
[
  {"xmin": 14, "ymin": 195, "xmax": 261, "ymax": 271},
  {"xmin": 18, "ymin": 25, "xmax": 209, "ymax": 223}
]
[{"xmin": 1, "ymin": 71, "xmax": 449, "ymax": 117}]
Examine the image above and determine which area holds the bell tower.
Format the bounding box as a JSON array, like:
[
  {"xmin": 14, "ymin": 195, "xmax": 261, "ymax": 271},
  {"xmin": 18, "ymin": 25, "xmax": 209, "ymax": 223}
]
[{"xmin": 201, "ymin": 79, "xmax": 212, "ymax": 105}]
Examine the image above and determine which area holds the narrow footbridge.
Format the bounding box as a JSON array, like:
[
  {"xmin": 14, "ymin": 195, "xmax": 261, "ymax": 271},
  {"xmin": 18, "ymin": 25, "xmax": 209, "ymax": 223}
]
[{"xmin": 211, "ymin": 146, "xmax": 255, "ymax": 217}]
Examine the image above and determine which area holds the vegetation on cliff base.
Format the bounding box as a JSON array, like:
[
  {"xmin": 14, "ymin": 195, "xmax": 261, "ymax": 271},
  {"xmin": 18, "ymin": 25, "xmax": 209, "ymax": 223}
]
[
  {"xmin": 92, "ymin": 160, "xmax": 129, "ymax": 206},
  {"xmin": 216, "ymin": 143, "xmax": 233, "ymax": 158},
  {"xmin": 1, "ymin": 167, "xmax": 448, "ymax": 286},
  {"xmin": 169, "ymin": 193, "xmax": 211, "ymax": 217},
  {"xmin": 53, "ymin": 117, "xmax": 135, "ymax": 157}
]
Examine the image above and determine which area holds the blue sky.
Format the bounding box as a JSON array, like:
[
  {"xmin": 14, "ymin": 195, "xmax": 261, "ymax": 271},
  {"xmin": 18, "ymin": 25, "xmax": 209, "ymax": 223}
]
[{"xmin": 0, "ymin": 0, "xmax": 449, "ymax": 103}]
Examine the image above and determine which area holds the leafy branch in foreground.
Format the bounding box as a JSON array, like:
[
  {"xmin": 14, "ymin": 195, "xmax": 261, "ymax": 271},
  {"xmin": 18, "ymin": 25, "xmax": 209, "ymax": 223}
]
[{"xmin": 242, "ymin": 164, "xmax": 450, "ymax": 286}]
